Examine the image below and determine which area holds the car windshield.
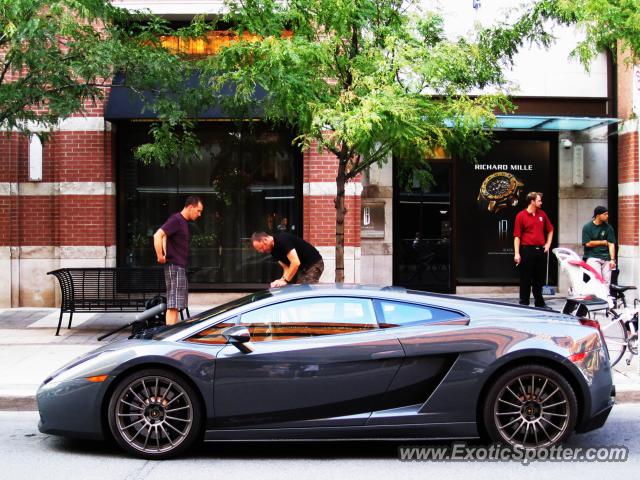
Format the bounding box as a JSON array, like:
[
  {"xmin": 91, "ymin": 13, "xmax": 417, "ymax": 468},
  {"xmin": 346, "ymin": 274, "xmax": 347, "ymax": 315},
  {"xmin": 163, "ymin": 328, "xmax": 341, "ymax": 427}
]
[{"xmin": 148, "ymin": 290, "xmax": 273, "ymax": 340}]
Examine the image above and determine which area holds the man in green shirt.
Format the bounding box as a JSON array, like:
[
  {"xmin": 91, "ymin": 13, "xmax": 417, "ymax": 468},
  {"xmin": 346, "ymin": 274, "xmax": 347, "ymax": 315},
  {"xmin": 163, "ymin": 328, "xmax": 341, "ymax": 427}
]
[{"xmin": 582, "ymin": 205, "xmax": 616, "ymax": 287}]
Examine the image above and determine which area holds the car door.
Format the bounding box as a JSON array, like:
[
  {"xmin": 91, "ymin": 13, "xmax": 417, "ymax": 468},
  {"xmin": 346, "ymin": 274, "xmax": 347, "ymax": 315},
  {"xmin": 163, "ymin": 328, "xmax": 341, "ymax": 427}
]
[
  {"xmin": 212, "ymin": 296, "xmax": 404, "ymax": 428},
  {"xmin": 367, "ymin": 299, "xmax": 472, "ymax": 425}
]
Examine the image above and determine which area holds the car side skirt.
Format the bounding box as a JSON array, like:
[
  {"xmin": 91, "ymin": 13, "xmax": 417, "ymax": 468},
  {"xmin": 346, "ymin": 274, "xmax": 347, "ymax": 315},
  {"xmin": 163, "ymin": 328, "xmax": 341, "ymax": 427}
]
[{"xmin": 204, "ymin": 422, "xmax": 479, "ymax": 441}]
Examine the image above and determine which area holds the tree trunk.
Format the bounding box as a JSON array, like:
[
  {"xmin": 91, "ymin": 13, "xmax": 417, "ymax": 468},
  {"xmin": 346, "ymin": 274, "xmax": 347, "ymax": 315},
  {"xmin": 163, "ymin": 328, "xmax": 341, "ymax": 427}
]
[{"xmin": 334, "ymin": 158, "xmax": 348, "ymax": 283}]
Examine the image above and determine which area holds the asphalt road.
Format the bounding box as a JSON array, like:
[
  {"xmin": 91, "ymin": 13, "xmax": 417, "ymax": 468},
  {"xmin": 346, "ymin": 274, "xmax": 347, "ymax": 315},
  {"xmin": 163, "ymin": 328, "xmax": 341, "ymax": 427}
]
[{"xmin": 2, "ymin": 405, "xmax": 638, "ymax": 480}]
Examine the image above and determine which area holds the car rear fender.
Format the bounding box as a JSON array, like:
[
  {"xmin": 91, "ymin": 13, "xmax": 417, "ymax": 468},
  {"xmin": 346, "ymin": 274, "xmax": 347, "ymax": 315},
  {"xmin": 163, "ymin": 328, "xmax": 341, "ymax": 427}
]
[{"xmin": 475, "ymin": 350, "xmax": 591, "ymax": 433}]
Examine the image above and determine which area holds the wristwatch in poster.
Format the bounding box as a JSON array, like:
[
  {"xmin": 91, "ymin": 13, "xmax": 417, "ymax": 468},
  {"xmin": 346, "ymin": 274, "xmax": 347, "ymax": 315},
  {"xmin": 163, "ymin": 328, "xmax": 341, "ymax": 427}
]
[{"xmin": 477, "ymin": 171, "xmax": 524, "ymax": 214}]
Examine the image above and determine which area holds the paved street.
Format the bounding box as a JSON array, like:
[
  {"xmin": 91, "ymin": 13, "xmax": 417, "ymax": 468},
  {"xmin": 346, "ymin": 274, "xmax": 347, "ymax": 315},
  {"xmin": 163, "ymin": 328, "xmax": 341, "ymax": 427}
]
[{"xmin": 1, "ymin": 404, "xmax": 638, "ymax": 480}]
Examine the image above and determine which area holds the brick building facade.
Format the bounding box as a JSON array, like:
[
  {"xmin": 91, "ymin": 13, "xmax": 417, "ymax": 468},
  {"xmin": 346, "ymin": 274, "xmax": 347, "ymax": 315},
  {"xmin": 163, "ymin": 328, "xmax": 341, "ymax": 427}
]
[
  {"xmin": 1, "ymin": 1, "xmax": 636, "ymax": 307},
  {"xmin": 616, "ymin": 51, "xmax": 640, "ymax": 293}
]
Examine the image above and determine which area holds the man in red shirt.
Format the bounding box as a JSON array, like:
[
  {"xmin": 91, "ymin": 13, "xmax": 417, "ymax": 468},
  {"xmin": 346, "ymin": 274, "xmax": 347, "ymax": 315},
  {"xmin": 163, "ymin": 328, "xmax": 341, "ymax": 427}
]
[{"xmin": 513, "ymin": 192, "xmax": 554, "ymax": 308}]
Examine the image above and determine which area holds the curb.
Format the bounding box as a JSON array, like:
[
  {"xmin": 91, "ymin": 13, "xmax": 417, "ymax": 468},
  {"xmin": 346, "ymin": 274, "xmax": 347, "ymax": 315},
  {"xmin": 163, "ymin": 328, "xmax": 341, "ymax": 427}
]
[
  {"xmin": 615, "ymin": 389, "xmax": 640, "ymax": 404},
  {"xmin": 0, "ymin": 396, "xmax": 36, "ymax": 411}
]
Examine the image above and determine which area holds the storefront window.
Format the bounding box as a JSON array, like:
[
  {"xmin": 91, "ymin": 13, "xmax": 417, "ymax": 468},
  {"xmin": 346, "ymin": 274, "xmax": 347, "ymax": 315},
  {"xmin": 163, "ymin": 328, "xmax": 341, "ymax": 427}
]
[
  {"xmin": 117, "ymin": 122, "xmax": 302, "ymax": 287},
  {"xmin": 455, "ymin": 136, "xmax": 558, "ymax": 285}
]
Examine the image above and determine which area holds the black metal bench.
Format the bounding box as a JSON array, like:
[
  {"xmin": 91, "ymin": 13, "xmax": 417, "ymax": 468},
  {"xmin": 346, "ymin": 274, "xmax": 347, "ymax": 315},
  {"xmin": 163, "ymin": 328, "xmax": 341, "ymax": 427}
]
[{"xmin": 47, "ymin": 267, "xmax": 189, "ymax": 336}]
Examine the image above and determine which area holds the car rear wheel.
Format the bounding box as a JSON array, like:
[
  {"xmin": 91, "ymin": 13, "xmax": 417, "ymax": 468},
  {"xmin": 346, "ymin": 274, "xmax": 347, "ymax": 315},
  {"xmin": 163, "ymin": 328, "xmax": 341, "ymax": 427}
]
[
  {"xmin": 483, "ymin": 364, "xmax": 577, "ymax": 449},
  {"xmin": 107, "ymin": 368, "xmax": 202, "ymax": 459}
]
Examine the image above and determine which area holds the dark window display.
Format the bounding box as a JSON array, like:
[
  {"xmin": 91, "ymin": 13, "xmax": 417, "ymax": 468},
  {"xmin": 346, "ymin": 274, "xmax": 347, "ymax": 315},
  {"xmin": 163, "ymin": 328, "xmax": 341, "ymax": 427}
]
[
  {"xmin": 394, "ymin": 162, "xmax": 452, "ymax": 292},
  {"xmin": 455, "ymin": 136, "xmax": 558, "ymax": 285},
  {"xmin": 117, "ymin": 122, "xmax": 302, "ymax": 287}
]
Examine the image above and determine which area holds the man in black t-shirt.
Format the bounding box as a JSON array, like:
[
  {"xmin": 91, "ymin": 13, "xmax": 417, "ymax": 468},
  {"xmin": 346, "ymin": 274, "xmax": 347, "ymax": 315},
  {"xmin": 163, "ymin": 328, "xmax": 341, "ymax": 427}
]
[{"xmin": 251, "ymin": 231, "xmax": 324, "ymax": 287}]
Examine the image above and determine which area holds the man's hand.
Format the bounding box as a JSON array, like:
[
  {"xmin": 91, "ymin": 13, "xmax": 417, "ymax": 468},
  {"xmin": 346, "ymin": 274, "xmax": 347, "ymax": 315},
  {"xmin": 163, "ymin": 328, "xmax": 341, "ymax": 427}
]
[
  {"xmin": 270, "ymin": 278, "xmax": 288, "ymax": 288},
  {"xmin": 543, "ymin": 243, "xmax": 551, "ymax": 253},
  {"xmin": 157, "ymin": 255, "xmax": 166, "ymax": 265},
  {"xmin": 514, "ymin": 253, "xmax": 521, "ymax": 265}
]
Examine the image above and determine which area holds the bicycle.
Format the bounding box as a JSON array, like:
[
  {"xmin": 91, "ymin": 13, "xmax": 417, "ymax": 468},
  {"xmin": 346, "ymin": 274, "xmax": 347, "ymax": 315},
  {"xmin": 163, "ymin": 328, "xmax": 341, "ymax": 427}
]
[{"xmin": 599, "ymin": 297, "xmax": 639, "ymax": 368}]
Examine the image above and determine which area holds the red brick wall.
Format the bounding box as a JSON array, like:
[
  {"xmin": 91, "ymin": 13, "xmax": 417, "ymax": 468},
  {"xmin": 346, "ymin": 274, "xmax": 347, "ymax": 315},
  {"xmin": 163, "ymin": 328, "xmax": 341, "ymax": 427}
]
[
  {"xmin": 618, "ymin": 130, "xmax": 639, "ymax": 247},
  {"xmin": 0, "ymin": 197, "xmax": 12, "ymax": 245},
  {"xmin": 619, "ymin": 132, "xmax": 639, "ymax": 184},
  {"xmin": 57, "ymin": 195, "xmax": 116, "ymax": 246},
  {"xmin": 303, "ymin": 150, "xmax": 339, "ymax": 183},
  {"xmin": 0, "ymin": 128, "xmax": 116, "ymax": 247},
  {"xmin": 303, "ymin": 195, "xmax": 361, "ymax": 247},
  {"xmin": 303, "ymin": 142, "xmax": 362, "ymax": 248}
]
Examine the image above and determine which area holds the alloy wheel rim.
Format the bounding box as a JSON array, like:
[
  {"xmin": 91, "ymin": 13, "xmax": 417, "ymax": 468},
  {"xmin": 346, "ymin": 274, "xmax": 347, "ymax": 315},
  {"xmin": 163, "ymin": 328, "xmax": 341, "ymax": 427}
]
[
  {"xmin": 115, "ymin": 375, "xmax": 193, "ymax": 454},
  {"xmin": 493, "ymin": 373, "xmax": 570, "ymax": 448}
]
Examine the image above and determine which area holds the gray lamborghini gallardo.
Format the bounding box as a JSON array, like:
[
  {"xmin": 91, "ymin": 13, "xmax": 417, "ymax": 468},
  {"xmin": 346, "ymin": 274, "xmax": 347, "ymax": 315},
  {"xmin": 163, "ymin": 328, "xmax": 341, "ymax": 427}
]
[{"xmin": 38, "ymin": 285, "xmax": 614, "ymax": 459}]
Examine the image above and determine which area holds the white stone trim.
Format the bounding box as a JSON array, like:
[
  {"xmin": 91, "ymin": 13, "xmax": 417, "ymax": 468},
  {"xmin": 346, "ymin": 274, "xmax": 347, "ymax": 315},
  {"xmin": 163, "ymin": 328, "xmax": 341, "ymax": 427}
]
[
  {"xmin": 0, "ymin": 182, "xmax": 115, "ymax": 196},
  {"xmin": 0, "ymin": 246, "xmax": 115, "ymax": 259},
  {"xmin": 618, "ymin": 182, "xmax": 640, "ymax": 197},
  {"xmin": 315, "ymin": 246, "xmax": 361, "ymax": 283},
  {"xmin": 316, "ymin": 246, "xmax": 361, "ymax": 260},
  {"xmin": 0, "ymin": 183, "xmax": 12, "ymax": 196},
  {"xmin": 59, "ymin": 182, "xmax": 115, "ymax": 195},
  {"xmin": 59, "ymin": 246, "xmax": 116, "ymax": 259},
  {"xmin": 619, "ymin": 119, "xmax": 640, "ymax": 135},
  {"xmin": 303, "ymin": 182, "xmax": 363, "ymax": 196},
  {"xmin": 619, "ymin": 245, "xmax": 639, "ymax": 258},
  {"xmin": 1, "ymin": 117, "xmax": 106, "ymax": 133}
]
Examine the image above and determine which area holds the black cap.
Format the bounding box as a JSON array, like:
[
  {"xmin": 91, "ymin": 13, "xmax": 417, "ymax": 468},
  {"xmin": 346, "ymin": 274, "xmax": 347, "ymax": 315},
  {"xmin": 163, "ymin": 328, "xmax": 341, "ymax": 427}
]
[{"xmin": 593, "ymin": 205, "xmax": 608, "ymax": 217}]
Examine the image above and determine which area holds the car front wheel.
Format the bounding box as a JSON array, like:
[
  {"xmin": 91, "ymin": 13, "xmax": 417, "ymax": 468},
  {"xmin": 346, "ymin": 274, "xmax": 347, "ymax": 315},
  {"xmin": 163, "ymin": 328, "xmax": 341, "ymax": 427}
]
[
  {"xmin": 483, "ymin": 364, "xmax": 577, "ymax": 449},
  {"xmin": 107, "ymin": 368, "xmax": 202, "ymax": 459}
]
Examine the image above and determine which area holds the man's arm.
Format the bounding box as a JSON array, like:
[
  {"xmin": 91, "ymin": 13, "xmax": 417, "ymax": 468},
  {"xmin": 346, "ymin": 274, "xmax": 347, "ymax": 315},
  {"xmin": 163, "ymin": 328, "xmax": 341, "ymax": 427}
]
[
  {"xmin": 153, "ymin": 228, "xmax": 167, "ymax": 264},
  {"xmin": 582, "ymin": 224, "xmax": 607, "ymax": 248},
  {"xmin": 608, "ymin": 242, "xmax": 616, "ymax": 267},
  {"xmin": 514, "ymin": 237, "xmax": 521, "ymax": 265},
  {"xmin": 584, "ymin": 239, "xmax": 608, "ymax": 248},
  {"xmin": 271, "ymin": 250, "xmax": 301, "ymax": 287}
]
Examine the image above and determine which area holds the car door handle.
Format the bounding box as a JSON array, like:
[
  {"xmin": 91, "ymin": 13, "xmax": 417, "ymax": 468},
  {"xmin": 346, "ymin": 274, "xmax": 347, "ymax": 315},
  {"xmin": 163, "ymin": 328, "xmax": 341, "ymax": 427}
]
[{"xmin": 370, "ymin": 350, "xmax": 404, "ymax": 360}]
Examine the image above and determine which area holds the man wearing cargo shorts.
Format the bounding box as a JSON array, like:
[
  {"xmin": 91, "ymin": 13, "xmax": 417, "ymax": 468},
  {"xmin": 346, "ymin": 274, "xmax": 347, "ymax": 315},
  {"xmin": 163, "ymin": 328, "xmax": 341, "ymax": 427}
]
[
  {"xmin": 251, "ymin": 231, "xmax": 324, "ymax": 287},
  {"xmin": 153, "ymin": 196, "xmax": 203, "ymax": 325}
]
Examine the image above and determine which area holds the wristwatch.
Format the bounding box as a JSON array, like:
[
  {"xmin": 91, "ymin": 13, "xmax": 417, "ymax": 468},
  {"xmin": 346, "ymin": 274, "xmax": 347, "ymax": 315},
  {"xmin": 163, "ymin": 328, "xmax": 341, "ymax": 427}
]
[{"xmin": 477, "ymin": 171, "xmax": 524, "ymax": 214}]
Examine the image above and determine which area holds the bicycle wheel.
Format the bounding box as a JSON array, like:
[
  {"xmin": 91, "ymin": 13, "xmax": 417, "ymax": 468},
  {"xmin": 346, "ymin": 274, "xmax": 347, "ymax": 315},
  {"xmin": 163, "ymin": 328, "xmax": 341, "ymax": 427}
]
[{"xmin": 598, "ymin": 315, "xmax": 627, "ymax": 367}]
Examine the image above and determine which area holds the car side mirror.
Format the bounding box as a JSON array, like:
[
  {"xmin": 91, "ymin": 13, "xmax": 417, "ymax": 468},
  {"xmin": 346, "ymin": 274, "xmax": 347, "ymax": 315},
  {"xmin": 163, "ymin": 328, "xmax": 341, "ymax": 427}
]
[{"xmin": 222, "ymin": 325, "xmax": 253, "ymax": 353}]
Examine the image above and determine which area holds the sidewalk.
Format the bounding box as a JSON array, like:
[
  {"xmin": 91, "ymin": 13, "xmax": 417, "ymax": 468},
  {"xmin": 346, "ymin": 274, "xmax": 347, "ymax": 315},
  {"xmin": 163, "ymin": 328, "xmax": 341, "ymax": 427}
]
[{"xmin": 0, "ymin": 296, "xmax": 638, "ymax": 410}]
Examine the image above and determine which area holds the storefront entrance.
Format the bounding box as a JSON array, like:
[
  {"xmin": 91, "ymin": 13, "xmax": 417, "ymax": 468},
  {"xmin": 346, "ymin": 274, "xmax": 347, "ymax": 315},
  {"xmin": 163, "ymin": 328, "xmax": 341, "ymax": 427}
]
[{"xmin": 393, "ymin": 162, "xmax": 453, "ymax": 292}]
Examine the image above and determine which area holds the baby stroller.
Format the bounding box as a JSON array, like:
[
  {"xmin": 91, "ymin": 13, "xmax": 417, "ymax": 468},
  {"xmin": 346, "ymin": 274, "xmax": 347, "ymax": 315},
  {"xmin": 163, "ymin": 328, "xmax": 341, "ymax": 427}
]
[{"xmin": 552, "ymin": 247, "xmax": 611, "ymax": 316}]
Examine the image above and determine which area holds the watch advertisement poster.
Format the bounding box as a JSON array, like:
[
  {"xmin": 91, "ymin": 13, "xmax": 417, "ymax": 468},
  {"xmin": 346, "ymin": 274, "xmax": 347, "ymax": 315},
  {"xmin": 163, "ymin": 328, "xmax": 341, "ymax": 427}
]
[{"xmin": 455, "ymin": 138, "xmax": 557, "ymax": 284}]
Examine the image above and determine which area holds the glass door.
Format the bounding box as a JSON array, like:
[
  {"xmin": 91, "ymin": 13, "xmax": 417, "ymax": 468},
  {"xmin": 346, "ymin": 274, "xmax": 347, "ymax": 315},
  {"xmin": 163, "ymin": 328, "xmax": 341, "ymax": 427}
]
[{"xmin": 394, "ymin": 162, "xmax": 452, "ymax": 292}]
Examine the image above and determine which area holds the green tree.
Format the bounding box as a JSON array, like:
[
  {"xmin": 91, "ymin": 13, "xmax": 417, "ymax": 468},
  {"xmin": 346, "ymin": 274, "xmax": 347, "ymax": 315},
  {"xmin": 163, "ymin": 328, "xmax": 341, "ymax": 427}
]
[
  {"xmin": 192, "ymin": 0, "xmax": 555, "ymax": 281},
  {"xmin": 0, "ymin": 0, "xmax": 186, "ymax": 136},
  {"xmin": 538, "ymin": 0, "xmax": 640, "ymax": 64}
]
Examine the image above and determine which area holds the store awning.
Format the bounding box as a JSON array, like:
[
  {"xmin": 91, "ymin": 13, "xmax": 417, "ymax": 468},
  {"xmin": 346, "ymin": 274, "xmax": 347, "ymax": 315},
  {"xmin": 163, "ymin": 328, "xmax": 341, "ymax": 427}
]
[
  {"xmin": 494, "ymin": 115, "xmax": 619, "ymax": 131},
  {"xmin": 105, "ymin": 72, "xmax": 266, "ymax": 120}
]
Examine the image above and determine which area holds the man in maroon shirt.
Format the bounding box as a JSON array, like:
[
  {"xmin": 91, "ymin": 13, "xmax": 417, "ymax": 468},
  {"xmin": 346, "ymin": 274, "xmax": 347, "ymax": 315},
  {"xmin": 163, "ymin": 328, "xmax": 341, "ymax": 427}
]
[
  {"xmin": 513, "ymin": 192, "xmax": 554, "ymax": 308},
  {"xmin": 153, "ymin": 196, "xmax": 203, "ymax": 325}
]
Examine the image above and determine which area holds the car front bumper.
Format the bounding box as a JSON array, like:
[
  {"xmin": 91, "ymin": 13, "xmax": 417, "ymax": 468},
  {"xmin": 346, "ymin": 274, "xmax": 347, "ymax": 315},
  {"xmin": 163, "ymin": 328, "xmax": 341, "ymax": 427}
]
[{"xmin": 37, "ymin": 378, "xmax": 107, "ymax": 440}]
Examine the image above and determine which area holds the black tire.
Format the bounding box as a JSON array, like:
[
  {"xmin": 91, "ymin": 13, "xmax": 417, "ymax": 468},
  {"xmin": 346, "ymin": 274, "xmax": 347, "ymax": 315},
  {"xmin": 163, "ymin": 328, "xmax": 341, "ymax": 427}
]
[
  {"xmin": 483, "ymin": 364, "xmax": 577, "ymax": 449},
  {"xmin": 107, "ymin": 368, "xmax": 203, "ymax": 459}
]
